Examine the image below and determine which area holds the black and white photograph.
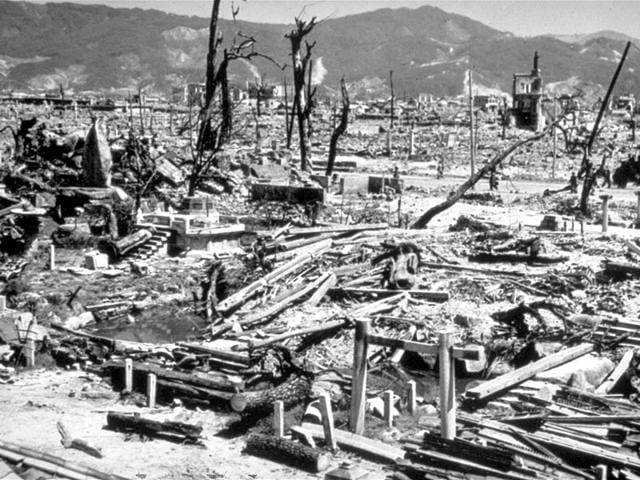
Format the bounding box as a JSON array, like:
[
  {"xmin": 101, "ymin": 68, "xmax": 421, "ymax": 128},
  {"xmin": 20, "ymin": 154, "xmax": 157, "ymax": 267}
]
[{"xmin": 0, "ymin": 0, "xmax": 639, "ymax": 478}]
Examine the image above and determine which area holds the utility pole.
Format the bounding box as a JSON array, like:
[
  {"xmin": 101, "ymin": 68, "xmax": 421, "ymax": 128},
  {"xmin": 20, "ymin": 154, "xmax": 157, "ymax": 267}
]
[
  {"xmin": 552, "ymin": 94, "xmax": 557, "ymax": 179},
  {"xmin": 502, "ymin": 97, "xmax": 507, "ymax": 140},
  {"xmin": 389, "ymin": 70, "xmax": 395, "ymax": 129},
  {"xmin": 468, "ymin": 69, "xmax": 475, "ymax": 187}
]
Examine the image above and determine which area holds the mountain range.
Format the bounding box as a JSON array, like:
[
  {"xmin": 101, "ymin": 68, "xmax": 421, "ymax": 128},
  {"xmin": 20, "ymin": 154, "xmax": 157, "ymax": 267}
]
[{"xmin": 0, "ymin": 0, "xmax": 638, "ymax": 101}]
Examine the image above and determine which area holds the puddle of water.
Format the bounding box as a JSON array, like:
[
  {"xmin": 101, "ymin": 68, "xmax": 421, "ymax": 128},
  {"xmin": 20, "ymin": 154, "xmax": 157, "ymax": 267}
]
[{"xmin": 92, "ymin": 305, "xmax": 206, "ymax": 344}]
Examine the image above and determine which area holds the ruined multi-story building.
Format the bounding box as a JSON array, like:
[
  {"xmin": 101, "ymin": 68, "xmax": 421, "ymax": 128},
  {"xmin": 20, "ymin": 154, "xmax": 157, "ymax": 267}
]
[{"xmin": 512, "ymin": 51, "xmax": 544, "ymax": 131}]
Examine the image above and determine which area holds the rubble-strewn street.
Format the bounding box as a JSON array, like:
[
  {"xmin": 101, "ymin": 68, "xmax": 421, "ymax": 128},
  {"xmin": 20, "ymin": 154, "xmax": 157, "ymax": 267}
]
[{"xmin": 2, "ymin": 1, "xmax": 640, "ymax": 479}]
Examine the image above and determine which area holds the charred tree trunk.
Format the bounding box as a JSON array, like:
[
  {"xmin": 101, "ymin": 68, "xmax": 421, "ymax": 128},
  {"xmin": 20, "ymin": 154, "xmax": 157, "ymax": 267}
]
[
  {"xmin": 284, "ymin": 76, "xmax": 292, "ymax": 148},
  {"xmin": 245, "ymin": 434, "xmax": 330, "ymax": 473},
  {"xmin": 106, "ymin": 412, "xmax": 203, "ymax": 442},
  {"xmin": 286, "ymin": 17, "xmax": 317, "ymax": 171},
  {"xmin": 326, "ymin": 78, "xmax": 350, "ymax": 177},
  {"xmin": 230, "ymin": 372, "xmax": 312, "ymax": 415},
  {"xmin": 412, "ymin": 129, "xmax": 548, "ymax": 228}
]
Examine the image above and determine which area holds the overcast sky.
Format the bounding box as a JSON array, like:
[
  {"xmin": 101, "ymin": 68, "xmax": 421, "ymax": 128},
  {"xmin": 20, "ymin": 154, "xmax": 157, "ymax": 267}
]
[{"xmin": 14, "ymin": 0, "xmax": 640, "ymax": 38}]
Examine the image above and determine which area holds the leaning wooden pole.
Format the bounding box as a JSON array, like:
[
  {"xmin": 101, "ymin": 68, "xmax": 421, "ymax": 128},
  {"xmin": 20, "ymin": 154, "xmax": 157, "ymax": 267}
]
[
  {"xmin": 580, "ymin": 41, "xmax": 631, "ymax": 214},
  {"xmin": 412, "ymin": 128, "xmax": 548, "ymax": 228}
]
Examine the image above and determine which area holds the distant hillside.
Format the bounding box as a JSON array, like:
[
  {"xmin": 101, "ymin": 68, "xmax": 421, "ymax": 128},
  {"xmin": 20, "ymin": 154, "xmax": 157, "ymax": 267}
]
[
  {"xmin": 550, "ymin": 30, "xmax": 640, "ymax": 46},
  {"xmin": 0, "ymin": 0, "xmax": 639, "ymax": 100}
]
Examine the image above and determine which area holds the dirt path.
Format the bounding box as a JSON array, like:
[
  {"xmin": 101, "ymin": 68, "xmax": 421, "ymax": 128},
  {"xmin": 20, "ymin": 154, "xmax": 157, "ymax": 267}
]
[{"xmin": 1, "ymin": 369, "xmax": 361, "ymax": 480}]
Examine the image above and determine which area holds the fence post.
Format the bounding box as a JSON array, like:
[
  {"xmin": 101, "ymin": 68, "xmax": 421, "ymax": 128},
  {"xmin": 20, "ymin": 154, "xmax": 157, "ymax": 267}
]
[{"xmin": 350, "ymin": 319, "xmax": 370, "ymax": 434}]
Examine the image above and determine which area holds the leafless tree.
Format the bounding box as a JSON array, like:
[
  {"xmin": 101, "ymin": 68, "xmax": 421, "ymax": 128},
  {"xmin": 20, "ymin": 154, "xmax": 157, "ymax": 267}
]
[
  {"xmin": 285, "ymin": 17, "xmax": 318, "ymax": 171},
  {"xmin": 326, "ymin": 78, "xmax": 350, "ymax": 177},
  {"xmin": 185, "ymin": 0, "xmax": 282, "ymax": 195}
]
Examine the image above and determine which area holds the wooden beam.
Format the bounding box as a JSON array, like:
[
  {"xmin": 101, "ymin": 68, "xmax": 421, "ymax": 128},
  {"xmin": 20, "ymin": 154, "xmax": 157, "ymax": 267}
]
[
  {"xmin": 306, "ymin": 272, "xmax": 337, "ymax": 307},
  {"xmin": 301, "ymin": 422, "xmax": 405, "ymax": 463},
  {"xmin": 464, "ymin": 344, "xmax": 594, "ymax": 402},
  {"xmin": 329, "ymin": 287, "xmax": 449, "ymax": 302},
  {"xmin": 287, "ymin": 223, "xmax": 388, "ymax": 236},
  {"xmin": 595, "ymin": 349, "xmax": 634, "ymax": 395},
  {"xmin": 367, "ymin": 334, "xmax": 438, "ymax": 355},
  {"xmin": 547, "ymin": 414, "xmax": 640, "ymax": 424},
  {"xmin": 249, "ymin": 319, "xmax": 348, "ymax": 350}
]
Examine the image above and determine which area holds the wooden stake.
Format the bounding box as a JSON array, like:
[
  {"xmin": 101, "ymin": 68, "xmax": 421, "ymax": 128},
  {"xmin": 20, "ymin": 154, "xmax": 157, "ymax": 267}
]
[
  {"xmin": 25, "ymin": 339, "xmax": 35, "ymax": 368},
  {"xmin": 600, "ymin": 194, "xmax": 612, "ymax": 234},
  {"xmin": 350, "ymin": 319, "xmax": 369, "ymax": 434},
  {"xmin": 438, "ymin": 331, "xmax": 455, "ymax": 439},
  {"xmin": 146, "ymin": 373, "xmax": 157, "ymax": 408},
  {"xmin": 407, "ymin": 380, "xmax": 417, "ymax": 416},
  {"xmin": 273, "ymin": 400, "xmax": 284, "ymax": 438},
  {"xmin": 318, "ymin": 392, "xmax": 336, "ymax": 451},
  {"xmin": 124, "ymin": 358, "xmax": 133, "ymax": 392},
  {"xmin": 383, "ymin": 390, "xmax": 394, "ymax": 428},
  {"xmin": 49, "ymin": 244, "xmax": 55, "ymax": 270}
]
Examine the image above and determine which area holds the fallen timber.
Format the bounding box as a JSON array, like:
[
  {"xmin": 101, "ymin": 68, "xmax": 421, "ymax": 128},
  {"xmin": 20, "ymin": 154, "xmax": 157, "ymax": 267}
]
[
  {"xmin": 594, "ymin": 349, "xmax": 635, "ymax": 394},
  {"xmin": 244, "ymin": 434, "xmax": 330, "ymax": 473},
  {"xmin": 328, "ymin": 287, "xmax": 450, "ymax": 302},
  {"xmin": 215, "ymin": 238, "xmax": 332, "ymax": 314},
  {"xmin": 210, "ymin": 272, "xmax": 331, "ymax": 338},
  {"xmin": 101, "ymin": 359, "xmax": 240, "ymax": 394},
  {"xmin": 301, "ymin": 422, "xmax": 405, "ymax": 463},
  {"xmin": 230, "ymin": 372, "xmax": 312, "ymax": 414},
  {"xmin": 464, "ymin": 343, "xmax": 595, "ymax": 403},
  {"xmin": 0, "ymin": 440, "xmax": 131, "ymax": 480},
  {"xmin": 468, "ymin": 252, "xmax": 569, "ymax": 265},
  {"xmin": 105, "ymin": 412, "xmax": 203, "ymax": 442}
]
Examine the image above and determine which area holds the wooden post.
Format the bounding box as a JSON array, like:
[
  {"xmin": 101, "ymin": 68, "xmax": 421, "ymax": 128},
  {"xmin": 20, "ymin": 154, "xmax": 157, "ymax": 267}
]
[
  {"xmin": 350, "ymin": 319, "xmax": 370, "ymax": 434},
  {"xmin": 383, "ymin": 390, "xmax": 394, "ymax": 428},
  {"xmin": 409, "ymin": 127, "xmax": 415, "ymax": 158},
  {"xmin": 147, "ymin": 373, "xmax": 157, "ymax": 408},
  {"xmin": 0, "ymin": 295, "xmax": 6, "ymax": 312},
  {"xmin": 407, "ymin": 380, "xmax": 417, "ymax": 416},
  {"xmin": 468, "ymin": 69, "xmax": 475, "ymax": 188},
  {"xmin": 274, "ymin": 400, "xmax": 284, "ymax": 438},
  {"xmin": 600, "ymin": 194, "xmax": 612, "ymax": 234},
  {"xmin": 49, "ymin": 244, "xmax": 55, "ymax": 270},
  {"xmin": 594, "ymin": 464, "xmax": 607, "ymax": 480},
  {"xmin": 438, "ymin": 331, "xmax": 455, "ymax": 440},
  {"xmin": 501, "ymin": 97, "xmax": 507, "ymax": 140},
  {"xmin": 552, "ymin": 95, "xmax": 557, "ymax": 179},
  {"xmin": 386, "ymin": 130, "xmax": 392, "ymax": 157},
  {"xmin": 25, "ymin": 339, "xmax": 35, "ymax": 368},
  {"xmin": 124, "ymin": 358, "xmax": 133, "ymax": 392},
  {"xmin": 318, "ymin": 392, "xmax": 337, "ymax": 451}
]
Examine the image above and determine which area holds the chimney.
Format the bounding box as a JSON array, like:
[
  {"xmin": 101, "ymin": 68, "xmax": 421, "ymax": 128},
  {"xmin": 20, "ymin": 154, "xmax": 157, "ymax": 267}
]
[{"xmin": 533, "ymin": 51, "xmax": 540, "ymax": 74}]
